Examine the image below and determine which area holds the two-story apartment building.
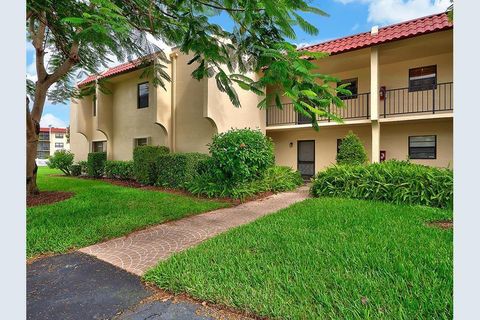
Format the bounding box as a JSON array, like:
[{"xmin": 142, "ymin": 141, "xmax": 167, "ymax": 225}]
[
  {"xmin": 36, "ymin": 127, "xmax": 70, "ymax": 161},
  {"xmin": 70, "ymin": 13, "xmax": 453, "ymax": 177}
]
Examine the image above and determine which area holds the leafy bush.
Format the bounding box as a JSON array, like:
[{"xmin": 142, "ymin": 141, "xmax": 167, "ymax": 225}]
[
  {"xmin": 87, "ymin": 152, "xmax": 107, "ymax": 178},
  {"xmin": 310, "ymin": 160, "xmax": 453, "ymax": 209},
  {"xmin": 156, "ymin": 153, "xmax": 210, "ymax": 188},
  {"xmin": 263, "ymin": 166, "xmax": 303, "ymax": 192},
  {"xmin": 105, "ymin": 160, "xmax": 134, "ymax": 180},
  {"xmin": 47, "ymin": 150, "xmax": 74, "ymax": 175},
  {"xmin": 187, "ymin": 165, "xmax": 303, "ymax": 200},
  {"xmin": 70, "ymin": 164, "xmax": 82, "ymax": 176},
  {"xmin": 336, "ymin": 131, "xmax": 368, "ymax": 165},
  {"xmin": 208, "ymin": 128, "xmax": 275, "ymax": 184},
  {"xmin": 133, "ymin": 146, "xmax": 170, "ymax": 185},
  {"xmin": 78, "ymin": 160, "xmax": 88, "ymax": 175}
]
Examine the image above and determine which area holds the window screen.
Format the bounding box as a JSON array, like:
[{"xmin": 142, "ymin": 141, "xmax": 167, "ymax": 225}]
[
  {"xmin": 135, "ymin": 138, "xmax": 148, "ymax": 147},
  {"xmin": 92, "ymin": 141, "xmax": 106, "ymax": 153},
  {"xmin": 138, "ymin": 82, "xmax": 149, "ymax": 108},
  {"xmin": 337, "ymin": 78, "xmax": 358, "ymax": 100},
  {"xmin": 409, "ymin": 66, "xmax": 437, "ymax": 92},
  {"xmin": 409, "ymin": 135, "xmax": 436, "ymax": 159}
]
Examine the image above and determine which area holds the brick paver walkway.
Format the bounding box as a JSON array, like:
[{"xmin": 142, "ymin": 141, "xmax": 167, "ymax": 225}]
[{"xmin": 80, "ymin": 186, "xmax": 309, "ymax": 275}]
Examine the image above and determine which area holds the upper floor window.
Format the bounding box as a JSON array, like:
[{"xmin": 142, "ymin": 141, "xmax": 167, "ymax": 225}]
[
  {"xmin": 92, "ymin": 141, "xmax": 106, "ymax": 153},
  {"xmin": 93, "ymin": 95, "xmax": 97, "ymax": 116},
  {"xmin": 39, "ymin": 132, "xmax": 49, "ymax": 141},
  {"xmin": 55, "ymin": 133, "xmax": 64, "ymax": 139},
  {"xmin": 409, "ymin": 65, "xmax": 437, "ymax": 92},
  {"xmin": 408, "ymin": 135, "xmax": 436, "ymax": 159},
  {"xmin": 137, "ymin": 82, "xmax": 149, "ymax": 109},
  {"xmin": 55, "ymin": 142, "xmax": 64, "ymax": 148},
  {"xmin": 337, "ymin": 78, "xmax": 358, "ymax": 100},
  {"xmin": 135, "ymin": 137, "xmax": 149, "ymax": 147}
]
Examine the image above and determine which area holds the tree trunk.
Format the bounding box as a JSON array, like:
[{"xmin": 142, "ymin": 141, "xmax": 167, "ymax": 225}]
[{"xmin": 26, "ymin": 97, "xmax": 40, "ymax": 195}]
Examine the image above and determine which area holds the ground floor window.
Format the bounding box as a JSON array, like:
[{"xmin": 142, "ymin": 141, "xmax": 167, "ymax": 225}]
[
  {"xmin": 92, "ymin": 141, "xmax": 107, "ymax": 153},
  {"xmin": 55, "ymin": 142, "xmax": 64, "ymax": 148},
  {"xmin": 408, "ymin": 135, "xmax": 436, "ymax": 159},
  {"xmin": 134, "ymin": 137, "xmax": 149, "ymax": 147}
]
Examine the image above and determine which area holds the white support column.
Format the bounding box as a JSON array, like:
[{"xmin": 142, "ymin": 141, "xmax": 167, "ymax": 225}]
[
  {"xmin": 170, "ymin": 52, "xmax": 178, "ymax": 153},
  {"xmin": 371, "ymin": 121, "xmax": 380, "ymax": 163},
  {"xmin": 370, "ymin": 47, "xmax": 379, "ymax": 121},
  {"xmin": 370, "ymin": 46, "xmax": 380, "ymax": 163}
]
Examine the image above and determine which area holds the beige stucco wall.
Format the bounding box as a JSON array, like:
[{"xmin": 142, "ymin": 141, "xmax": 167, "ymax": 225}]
[
  {"xmin": 267, "ymin": 118, "xmax": 452, "ymax": 174},
  {"xmin": 205, "ymin": 71, "xmax": 265, "ymax": 133},
  {"xmin": 267, "ymin": 124, "xmax": 372, "ymax": 173},
  {"xmin": 110, "ymin": 70, "xmax": 168, "ymax": 160},
  {"xmin": 380, "ymin": 118, "xmax": 453, "ymax": 168},
  {"xmin": 173, "ymin": 53, "xmax": 217, "ymax": 153}
]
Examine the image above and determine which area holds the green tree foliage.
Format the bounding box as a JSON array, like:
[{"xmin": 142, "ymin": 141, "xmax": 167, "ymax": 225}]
[
  {"xmin": 47, "ymin": 150, "xmax": 74, "ymax": 175},
  {"xmin": 26, "ymin": 0, "xmax": 349, "ymax": 194},
  {"xmin": 336, "ymin": 131, "xmax": 368, "ymax": 166}
]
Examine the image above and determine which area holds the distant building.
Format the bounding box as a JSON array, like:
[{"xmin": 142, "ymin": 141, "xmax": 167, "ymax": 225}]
[{"xmin": 36, "ymin": 127, "xmax": 70, "ymax": 165}]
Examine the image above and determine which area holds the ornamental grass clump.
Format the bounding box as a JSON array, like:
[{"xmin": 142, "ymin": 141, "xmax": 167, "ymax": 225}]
[{"xmin": 310, "ymin": 160, "xmax": 453, "ymax": 209}]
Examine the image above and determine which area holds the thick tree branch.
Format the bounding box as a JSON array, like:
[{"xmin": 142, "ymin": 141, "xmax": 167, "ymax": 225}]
[{"xmin": 45, "ymin": 39, "xmax": 80, "ymax": 87}]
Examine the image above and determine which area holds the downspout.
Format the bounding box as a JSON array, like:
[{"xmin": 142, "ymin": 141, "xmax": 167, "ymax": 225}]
[{"xmin": 170, "ymin": 52, "xmax": 178, "ymax": 152}]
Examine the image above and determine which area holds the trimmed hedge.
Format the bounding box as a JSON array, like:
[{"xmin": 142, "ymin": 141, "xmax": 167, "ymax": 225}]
[
  {"xmin": 336, "ymin": 131, "xmax": 368, "ymax": 165},
  {"xmin": 133, "ymin": 146, "xmax": 170, "ymax": 185},
  {"xmin": 105, "ymin": 160, "xmax": 134, "ymax": 180},
  {"xmin": 70, "ymin": 164, "xmax": 82, "ymax": 176},
  {"xmin": 310, "ymin": 160, "xmax": 453, "ymax": 209},
  {"xmin": 87, "ymin": 152, "xmax": 107, "ymax": 178},
  {"xmin": 156, "ymin": 153, "xmax": 210, "ymax": 188}
]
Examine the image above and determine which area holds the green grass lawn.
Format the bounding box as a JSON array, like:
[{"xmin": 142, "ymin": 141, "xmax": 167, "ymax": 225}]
[
  {"xmin": 144, "ymin": 197, "xmax": 452, "ymax": 319},
  {"xmin": 27, "ymin": 167, "xmax": 228, "ymax": 258}
]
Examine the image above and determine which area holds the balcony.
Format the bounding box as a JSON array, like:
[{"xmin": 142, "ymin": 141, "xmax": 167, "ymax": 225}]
[
  {"xmin": 381, "ymin": 82, "xmax": 453, "ymax": 117},
  {"xmin": 266, "ymin": 93, "xmax": 371, "ymax": 126},
  {"xmin": 266, "ymin": 82, "xmax": 453, "ymax": 127}
]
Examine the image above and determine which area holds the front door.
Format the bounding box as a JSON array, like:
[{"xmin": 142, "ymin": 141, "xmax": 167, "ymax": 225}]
[{"xmin": 297, "ymin": 140, "xmax": 315, "ymax": 178}]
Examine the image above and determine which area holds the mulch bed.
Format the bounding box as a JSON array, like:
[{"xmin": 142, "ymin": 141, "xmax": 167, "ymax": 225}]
[
  {"xmin": 427, "ymin": 220, "xmax": 453, "ymax": 229},
  {"xmin": 27, "ymin": 191, "xmax": 75, "ymax": 208},
  {"xmin": 78, "ymin": 176, "xmax": 274, "ymax": 205}
]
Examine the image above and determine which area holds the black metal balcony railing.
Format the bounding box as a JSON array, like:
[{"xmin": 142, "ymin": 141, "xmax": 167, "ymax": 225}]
[
  {"xmin": 266, "ymin": 92, "xmax": 370, "ymax": 126},
  {"xmin": 383, "ymin": 82, "xmax": 453, "ymax": 117}
]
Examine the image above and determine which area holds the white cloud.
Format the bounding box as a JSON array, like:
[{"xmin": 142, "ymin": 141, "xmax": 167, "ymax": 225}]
[
  {"xmin": 334, "ymin": 0, "xmax": 450, "ymax": 25},
  {"xmin": 40, "ymin": 113, "xmax": 67, "ymax": 128}
]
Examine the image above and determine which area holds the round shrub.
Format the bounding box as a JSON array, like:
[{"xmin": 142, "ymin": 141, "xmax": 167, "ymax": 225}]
[
  {"xmin": 70, "ymin": 164, "xmax": 82, "ymax": 176},
  {"xmin": 48, "ymin": 150, "xmax": 74, "ymax": 175},
  {"xmin": 208, "ymin": 128, "xmax": 275, "ymax": 184},
  {"xmin": 336, "ymin": 131, "xmax": 368, "ymax": 165}
]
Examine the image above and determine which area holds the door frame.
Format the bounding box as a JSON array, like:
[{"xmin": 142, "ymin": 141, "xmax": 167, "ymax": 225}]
[{"xmin": 297, "ymin": 140, "xmax": 315, "ymax": 178}]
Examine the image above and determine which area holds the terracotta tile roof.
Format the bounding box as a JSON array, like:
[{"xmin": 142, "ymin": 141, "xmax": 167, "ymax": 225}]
[
  {"xmin": 77, "ymin": 13, "xmax": 452, "ymax": 86},
  {"xmin": 40, "ymin": 127, "xmax": 67, "ymax": 133},
  {"xmin": 77, "ymin": 57, "xmax": 148, "ymax": 87},
  {"xmin": 301, "ymin": 12, "xmax": 452, "ymax": 55}
]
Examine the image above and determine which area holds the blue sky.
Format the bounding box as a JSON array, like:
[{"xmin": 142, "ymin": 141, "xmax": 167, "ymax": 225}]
[{"xmin": 26, "ymin": 0, "xmax": 450, "ymax": 128}]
